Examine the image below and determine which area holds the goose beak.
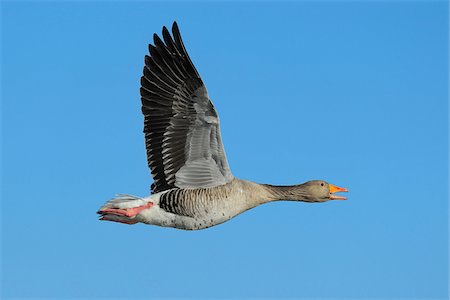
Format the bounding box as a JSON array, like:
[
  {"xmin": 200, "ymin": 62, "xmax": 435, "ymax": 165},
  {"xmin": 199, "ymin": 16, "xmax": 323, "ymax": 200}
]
[{"xmin": 329, "ymin": 184, "xmax": 348, "ymax": 200}]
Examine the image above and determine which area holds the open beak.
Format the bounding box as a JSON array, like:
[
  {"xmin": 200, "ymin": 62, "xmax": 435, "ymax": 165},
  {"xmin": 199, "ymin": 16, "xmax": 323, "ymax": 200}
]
[{"xmin": 329, "ymin": 184, "xmax": 348, "ymax": 200}]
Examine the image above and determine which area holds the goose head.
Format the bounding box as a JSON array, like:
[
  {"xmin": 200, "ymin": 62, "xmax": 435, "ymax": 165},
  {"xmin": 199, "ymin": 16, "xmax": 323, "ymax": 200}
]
[{"xmin": 301, "ymin": 180, "xmax": 348, "ymax": 202}]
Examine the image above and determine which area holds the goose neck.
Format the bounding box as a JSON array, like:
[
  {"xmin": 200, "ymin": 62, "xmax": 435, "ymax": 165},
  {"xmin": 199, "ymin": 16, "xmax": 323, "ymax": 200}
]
[{"xmin": 262, "ymin": 183, "xmax": 310, "ymax": 202}]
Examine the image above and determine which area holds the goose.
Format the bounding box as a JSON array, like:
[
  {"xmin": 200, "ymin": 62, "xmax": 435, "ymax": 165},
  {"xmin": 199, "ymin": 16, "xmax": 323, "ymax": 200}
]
[{"xmin": 97, "ymin": 22, "xmax": 348, "ymax": 230}]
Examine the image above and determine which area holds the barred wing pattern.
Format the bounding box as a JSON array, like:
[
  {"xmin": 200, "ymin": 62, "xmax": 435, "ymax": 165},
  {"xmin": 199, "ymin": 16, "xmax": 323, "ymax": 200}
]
[{"xmin": 141, "ymin": 22, "xmax": 233, "ymax": 194}]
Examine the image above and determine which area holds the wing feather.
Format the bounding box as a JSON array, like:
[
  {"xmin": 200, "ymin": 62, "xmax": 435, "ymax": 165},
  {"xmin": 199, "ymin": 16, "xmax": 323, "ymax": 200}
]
[{"xmin": 141, "ymin": 22, "xmax": 233, "ymax": 193}]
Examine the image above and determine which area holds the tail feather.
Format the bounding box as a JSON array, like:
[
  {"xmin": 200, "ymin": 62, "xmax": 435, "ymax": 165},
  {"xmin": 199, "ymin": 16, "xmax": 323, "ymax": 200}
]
[
  {"xmin": 97, "ymin": 194, "xmax": 153, "ymax": 225},
  {"xmin": 98, "ymin": 194, "xmax": 146, "ymax": 211}
]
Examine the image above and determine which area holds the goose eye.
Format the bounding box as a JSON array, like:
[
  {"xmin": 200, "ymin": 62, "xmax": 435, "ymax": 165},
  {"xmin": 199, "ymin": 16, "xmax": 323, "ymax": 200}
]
[{"xmin": 321, "ymin": 183, "xmax": 324, "ymax": 186}]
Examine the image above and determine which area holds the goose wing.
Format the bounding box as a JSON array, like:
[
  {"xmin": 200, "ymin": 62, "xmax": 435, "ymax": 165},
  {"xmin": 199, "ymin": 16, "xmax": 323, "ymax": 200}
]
[{"xmin": 141, "ymin": 22, "xmax": 234, "ymax": 194}]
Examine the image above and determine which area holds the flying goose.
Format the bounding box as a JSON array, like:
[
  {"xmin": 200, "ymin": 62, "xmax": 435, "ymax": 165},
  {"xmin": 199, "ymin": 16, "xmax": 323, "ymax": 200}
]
[{"xmin": 97, "ymin": 22, "xmax": 348, "ymax": 230}]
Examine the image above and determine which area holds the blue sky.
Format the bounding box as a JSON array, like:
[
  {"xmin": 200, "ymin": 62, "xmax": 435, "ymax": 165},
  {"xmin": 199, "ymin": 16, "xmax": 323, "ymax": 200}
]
[{"xmin": 1, "ymin": 1, "xmax": 448, "ymax": 299}]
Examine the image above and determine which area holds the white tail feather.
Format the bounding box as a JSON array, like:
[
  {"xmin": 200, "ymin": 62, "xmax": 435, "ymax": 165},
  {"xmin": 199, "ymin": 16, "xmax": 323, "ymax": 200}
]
[{"xmin": 99, "ymin": 194, "xmax": 147, "ymax": 210}]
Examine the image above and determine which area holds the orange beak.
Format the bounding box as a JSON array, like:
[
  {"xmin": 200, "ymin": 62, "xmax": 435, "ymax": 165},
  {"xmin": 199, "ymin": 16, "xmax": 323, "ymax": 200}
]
[{"xmin": 329, "ymin": 184, "xmax": 348, "ymax": 200}]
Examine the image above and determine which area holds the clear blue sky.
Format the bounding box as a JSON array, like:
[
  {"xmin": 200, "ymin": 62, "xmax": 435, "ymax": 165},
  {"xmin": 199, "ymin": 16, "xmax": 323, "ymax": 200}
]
[{"xmin": 1, "ymin": 1, "xmax": 448, "ymax": 299}]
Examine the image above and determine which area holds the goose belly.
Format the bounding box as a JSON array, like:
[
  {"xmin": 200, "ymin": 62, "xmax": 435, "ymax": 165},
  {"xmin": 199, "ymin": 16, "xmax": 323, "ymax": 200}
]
[{"xmin": 154, "ymin": 188, "xmax": 248, "ymax": 230}]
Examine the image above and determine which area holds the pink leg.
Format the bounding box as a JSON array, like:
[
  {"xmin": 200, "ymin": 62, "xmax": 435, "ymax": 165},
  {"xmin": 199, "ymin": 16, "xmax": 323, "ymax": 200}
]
[{"xmin": 98, "ymin": 202, "xmax": 154, "ymax": 218}]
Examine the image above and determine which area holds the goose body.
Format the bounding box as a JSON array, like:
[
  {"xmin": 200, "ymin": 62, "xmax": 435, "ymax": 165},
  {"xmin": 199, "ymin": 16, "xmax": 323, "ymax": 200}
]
[
  {"xmin": 98, "ymin": 22, "xmax": 348, "ymax": 230},
  {"xmin": 102, "ymin": 179, "xmax": 265, "ymax": 230}
]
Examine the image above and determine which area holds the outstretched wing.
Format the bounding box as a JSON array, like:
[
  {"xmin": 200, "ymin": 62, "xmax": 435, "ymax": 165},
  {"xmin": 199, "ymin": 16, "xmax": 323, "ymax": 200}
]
[{"xmin": 141, "ymin": 22, "xmax": 234, "ymax": 194}]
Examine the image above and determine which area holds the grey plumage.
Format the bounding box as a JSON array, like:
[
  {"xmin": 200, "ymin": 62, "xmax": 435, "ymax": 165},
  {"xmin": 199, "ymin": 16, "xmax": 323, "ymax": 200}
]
[{"xmin": 141, "ymin": 22, "xmax": 233, "ymax": 194}]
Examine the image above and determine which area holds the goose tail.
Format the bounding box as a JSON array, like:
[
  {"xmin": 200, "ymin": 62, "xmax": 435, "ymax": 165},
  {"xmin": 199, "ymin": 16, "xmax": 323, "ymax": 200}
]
[{"xmin": 97, "ymin": 194, "xmax": 153, "ymax": 224}]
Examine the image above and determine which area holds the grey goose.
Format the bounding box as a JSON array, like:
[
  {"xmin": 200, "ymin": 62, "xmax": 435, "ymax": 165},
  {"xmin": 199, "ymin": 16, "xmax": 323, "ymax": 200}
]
[{"xmin": 97, "ymin": 22, "xmax": 348, "ymax": 230}]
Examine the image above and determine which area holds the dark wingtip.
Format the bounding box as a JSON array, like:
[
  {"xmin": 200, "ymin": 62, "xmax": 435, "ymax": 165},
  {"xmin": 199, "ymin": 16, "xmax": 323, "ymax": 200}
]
[
  {"xmin": 162, "ymin": 25, "xmax": 169, "ymax": 35},
  {"xmin": 153, "ymin": 33, "xmax": 159, "ymax": 44},
  {"xmin": 148, "ymin": 43, "xmax": 156, "ymax": 55},
  {"xmin": 172, "ymin": 21, "xmax": 180, "ymax": 35},
  {"xmin": 153, "ymin": 33, "xmax": 163, "ymax": 46}
]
